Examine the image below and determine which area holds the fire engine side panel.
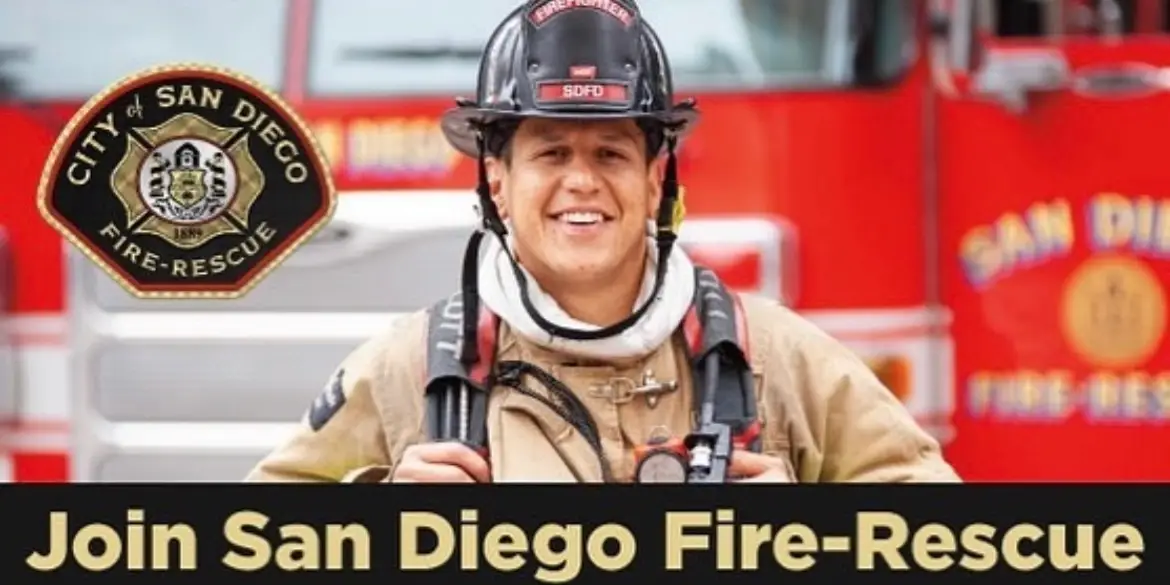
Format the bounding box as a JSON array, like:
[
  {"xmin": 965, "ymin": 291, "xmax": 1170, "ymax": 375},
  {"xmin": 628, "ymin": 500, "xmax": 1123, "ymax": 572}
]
[
  {"xmin": 937, "ymin": 38, "xmax": 1170, "ymax": 481},
  {"xmin": 0, "ymin": 106, "xmax": 73, "ymax": 314}
]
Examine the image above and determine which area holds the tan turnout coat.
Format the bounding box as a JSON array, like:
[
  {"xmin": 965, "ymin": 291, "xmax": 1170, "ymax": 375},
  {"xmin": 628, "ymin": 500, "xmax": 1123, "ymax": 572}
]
[{"xmin": 245, "ymin": 294, "xmax": 960, "ymax": 483}]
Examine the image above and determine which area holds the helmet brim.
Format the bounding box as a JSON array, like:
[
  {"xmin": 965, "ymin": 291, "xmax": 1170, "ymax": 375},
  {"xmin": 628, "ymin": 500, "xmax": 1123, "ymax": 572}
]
[{"xmin": 439, "ymin": 106, "xmax": 700, "ymax": 158}]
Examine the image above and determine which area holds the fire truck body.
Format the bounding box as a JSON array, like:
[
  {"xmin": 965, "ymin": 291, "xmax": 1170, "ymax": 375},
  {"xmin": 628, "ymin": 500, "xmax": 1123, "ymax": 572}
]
[
  {"xmin": 0, "ymin": 0, "xmax": 1166, "ymax": 482},
  {"xmin": 936, "ymin": 0, "xmax": 1170, "ymax": 480}
]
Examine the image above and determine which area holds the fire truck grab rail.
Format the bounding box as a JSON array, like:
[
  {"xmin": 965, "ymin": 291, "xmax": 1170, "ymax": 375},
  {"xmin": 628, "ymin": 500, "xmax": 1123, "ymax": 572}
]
[
  {"xmin": 927, "ymin": 0, "xmax": 962, "ymax": 99},
  {"xmin": 971, "ymin": 47, "xmax": 1071, "ymax": 113}
]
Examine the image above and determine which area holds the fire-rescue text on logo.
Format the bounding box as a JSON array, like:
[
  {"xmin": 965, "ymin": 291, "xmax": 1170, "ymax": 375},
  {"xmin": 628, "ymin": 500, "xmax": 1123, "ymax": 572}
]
[{"xmin": 96, "ymin": 220, "xmax": 276, "ymax": 279}]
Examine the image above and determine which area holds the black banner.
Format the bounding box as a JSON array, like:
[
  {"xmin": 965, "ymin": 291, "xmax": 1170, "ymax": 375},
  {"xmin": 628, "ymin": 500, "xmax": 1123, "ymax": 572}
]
[{"xmin": 1, "ymin": 484, "xmax": 1166, "ymax": 583}]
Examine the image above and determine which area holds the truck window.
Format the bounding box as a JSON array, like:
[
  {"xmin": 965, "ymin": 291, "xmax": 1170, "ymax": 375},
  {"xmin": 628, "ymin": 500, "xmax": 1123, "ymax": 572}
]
[
  {"xmin": 306, "ymin": 0, "xmax": 915, "ymax": 96},
  {"xmin": 994, "ymin": 0, "xmax": 1157, "ymax": 37},
  {"xmin": 0, "ymin": 0, "xmax": 287, "ymax": 100}
]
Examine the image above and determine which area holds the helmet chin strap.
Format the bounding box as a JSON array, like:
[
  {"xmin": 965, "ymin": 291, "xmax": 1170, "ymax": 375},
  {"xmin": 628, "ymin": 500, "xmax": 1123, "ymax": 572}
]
[{"xmin": 457, "ymin": 133, "xmax": 681, "ymax": 344}]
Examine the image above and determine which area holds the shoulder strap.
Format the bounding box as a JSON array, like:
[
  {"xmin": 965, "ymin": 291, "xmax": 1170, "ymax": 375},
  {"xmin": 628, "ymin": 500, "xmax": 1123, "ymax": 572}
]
[
  {"xmin": 682, "ymin": 265, "xmax": 761, "ymax": 452},
  {"xmin": 422, "ymin": 289, "xmax": 500, "ymax": 452}
]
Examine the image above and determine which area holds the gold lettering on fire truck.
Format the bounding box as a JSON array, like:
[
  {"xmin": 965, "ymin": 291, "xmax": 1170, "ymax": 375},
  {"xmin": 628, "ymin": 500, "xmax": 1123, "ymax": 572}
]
[
  {"xmin": 960, "ymin": 194, "xmax": 1170, "ymax": 287},
  {"xmin": 959, "ymin": 193, "xmax": 1169, "ymax": 423},
  {"xmin": 967, "ymin": 370, "xmax": 1170, "ymax": 422},
  {"xmin": 959, "ymin": 198, "xmax": 1074, "ymax": 287},
  {"xmin": 1087, "ymin": 193, "xmax": 1170, "ymax": 253},
  {"xmin": 310, "ymin": 120, "xmax": 344, "ymax": 172},
  {"xmin": 343, "ymin": 117, "xmax": 458, "ymax": 175}
]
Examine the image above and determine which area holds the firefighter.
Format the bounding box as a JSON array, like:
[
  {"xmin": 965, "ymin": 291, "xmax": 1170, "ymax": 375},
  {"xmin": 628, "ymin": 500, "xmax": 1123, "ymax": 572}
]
[{"xmin": 245, "ymin": 0, "xmax": 960, "ymax": 484}]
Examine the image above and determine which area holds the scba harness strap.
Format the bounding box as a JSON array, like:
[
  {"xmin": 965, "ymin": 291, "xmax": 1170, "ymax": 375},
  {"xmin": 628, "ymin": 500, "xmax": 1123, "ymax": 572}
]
[
  {"xmin": 684, "ymin": 267, "xmax": 762, "ymax": 453},
  {"xmin": 422, "ymin": 265, "xmax": 761, "ymax": 477},
  {"xmin": 422, "ymin": 288, "xmax": 498, "ymax": 457}
]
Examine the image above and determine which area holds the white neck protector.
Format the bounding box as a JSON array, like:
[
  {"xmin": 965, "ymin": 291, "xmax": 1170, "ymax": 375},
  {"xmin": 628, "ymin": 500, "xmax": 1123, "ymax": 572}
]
[{"xmin": 476, "ymin": 231, "xmax": 695, "ymax": 361}]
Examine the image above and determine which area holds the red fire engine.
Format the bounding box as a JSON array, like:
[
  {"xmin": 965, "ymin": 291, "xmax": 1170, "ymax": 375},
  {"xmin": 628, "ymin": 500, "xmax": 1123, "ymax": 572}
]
[{"xmin": 0, "ymin": 0, "xmax": 1167, "ymax": 482}]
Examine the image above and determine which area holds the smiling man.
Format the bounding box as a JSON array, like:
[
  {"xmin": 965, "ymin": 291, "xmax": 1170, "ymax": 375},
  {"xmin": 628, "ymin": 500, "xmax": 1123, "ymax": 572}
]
[
  {"xmin": 489, "ymin": 117, "xmax": 659, "ymax": 329},
  {"xmin": 245, "ymin": 0, "xmax": 960, "ymax": 484}
]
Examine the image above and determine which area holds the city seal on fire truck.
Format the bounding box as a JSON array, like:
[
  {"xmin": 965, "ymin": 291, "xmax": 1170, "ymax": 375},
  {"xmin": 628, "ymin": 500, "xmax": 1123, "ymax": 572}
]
[
  {"xmin": 1061, "ymin": 254, "xmax": 1167, "ymax": 369},
  {"xmin": 35, "ymin": 63, "xmax": 336, "ymax": 299}
]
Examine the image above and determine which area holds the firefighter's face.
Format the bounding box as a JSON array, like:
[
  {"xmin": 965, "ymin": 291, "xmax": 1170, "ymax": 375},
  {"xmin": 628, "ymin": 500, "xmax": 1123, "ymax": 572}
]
[{"xmin": 486, "ymin": 118, "xmax": 663, "ymax": 290}]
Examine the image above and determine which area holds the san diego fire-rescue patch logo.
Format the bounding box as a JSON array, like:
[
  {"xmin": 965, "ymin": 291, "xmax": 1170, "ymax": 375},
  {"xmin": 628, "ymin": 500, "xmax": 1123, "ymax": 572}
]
[{"xmin": 36, "ymin": 63, "xmax": 336, "ymax": 298}]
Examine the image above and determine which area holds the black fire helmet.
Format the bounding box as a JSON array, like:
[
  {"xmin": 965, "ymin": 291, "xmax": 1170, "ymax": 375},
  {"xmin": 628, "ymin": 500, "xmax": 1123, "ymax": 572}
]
[{"xmin": 440, "ymin": 0, "xmax": 700, "ymax": 343}]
